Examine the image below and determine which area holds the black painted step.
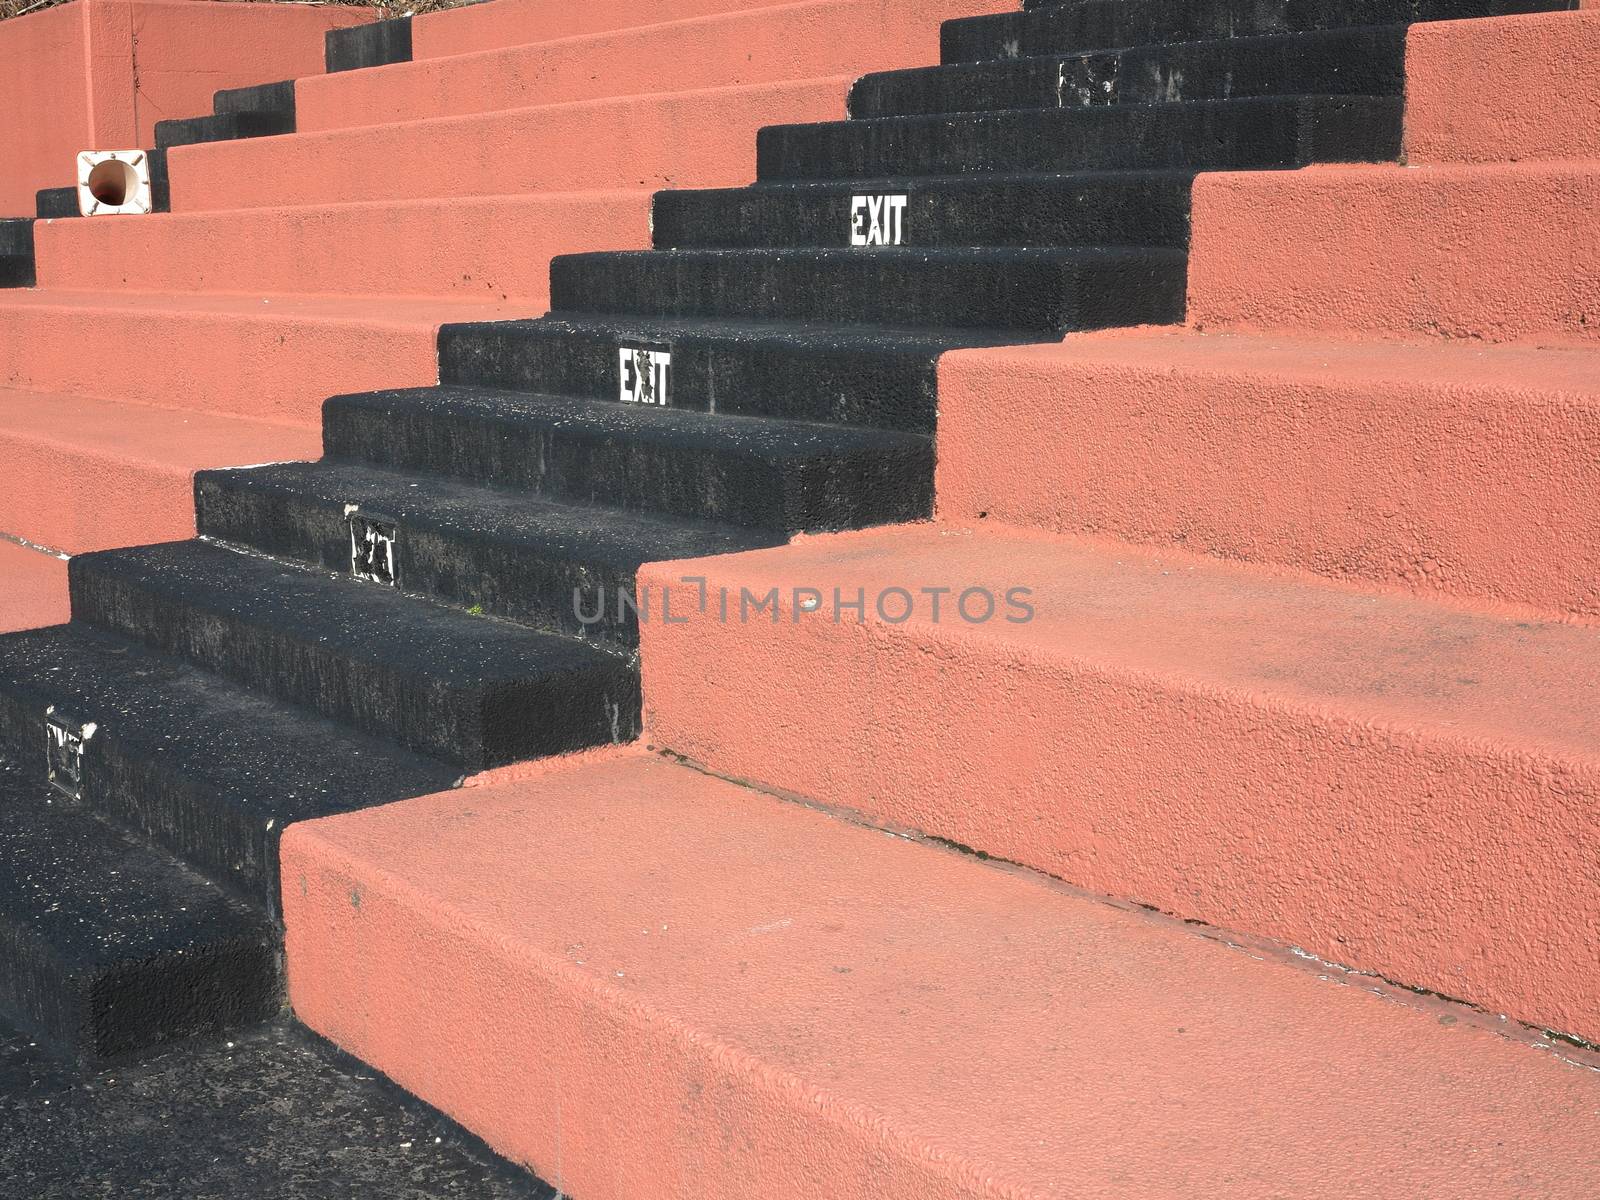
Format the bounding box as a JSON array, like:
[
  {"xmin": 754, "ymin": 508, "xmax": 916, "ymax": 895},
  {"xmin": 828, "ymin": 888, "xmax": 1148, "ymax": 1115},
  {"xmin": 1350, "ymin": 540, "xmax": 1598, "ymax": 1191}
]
[
  {"xmin": 36, "ymin": 188, "xmax": 78, "ymax": 219},
  {"xmin": 68, "ymin": 539, "xmax": 638, "ymax": 770},
  {"xmin": 759, "ymin": 94, "xmax": 1403, "ymax": 182},
  {"xmin": 326, "ymin": 15, "xmax": 412, "ymax": 73},
  {"xmin": 154, "ymin": 111, "xmax": 292, "ymax": 150},
  {"xmin": 652, "ymin": 171, "xmax": 1194, "ymax": 250},
  {"xmin": 944, "ymin": 0, "xmax": 1573, "ymax": 63},
  {"xmin": 440, "ymin": 314, "xmax": 1030, "ymax": 434},
  {"xmin": 550, "ymin": 246, "xmax": 1187, "ymax": 332},
  {"xmin": 0, "ymin": 624, "xmax": 459, "ymax": 912},
  {"xmin": 0, "ymin": 219, "xmax": 34, "ymax": 286},
  {"xmin": 195, "ymin": 460, "xmax": 782, "ymax": 647},
  {"xmin": 324, "ymin": 386, "xmax": 934, "ymax": 532},
  {"xmin": 213, "ymin": 79, "xmax": 295, "ymax": 121},
  {"xmin": 0, "ymin": 762, "xmax": 276, "ymax": 1068},
  {"xmin": 855, "ymin": 25, "xmax": 1407, "ymax": 120}
]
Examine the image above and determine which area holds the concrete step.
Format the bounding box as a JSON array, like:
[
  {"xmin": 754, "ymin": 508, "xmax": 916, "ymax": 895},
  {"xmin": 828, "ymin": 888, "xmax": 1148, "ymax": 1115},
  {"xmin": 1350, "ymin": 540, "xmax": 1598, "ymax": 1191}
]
[
  {"xmin": 166, "ymin": 77, "xmax": 850, "ymax": 212},
  {"xmin": 295, "ymin": 0, "xmax": 999, "ymax": 133},
  {"xmin": 652, "ymin": 170, "xmax": 1195, "ymax": 250},
  {"xmin": 154, "ymin": 111, "xmax": 292, "ymax": 151},
  {"xmin": 0, "ymin": 388, "xmax": 317, "ymax": 556},
  {"xmin": 212, "ymin": 79, "xmax": 297, "ymax": 120},
  {"xmin": 68, "ymin": 539, "xmax": 638, "ymax": 770},
  {"xmin": 550, "ymin": 246, "xmax": 1188, "ymax": 331},
  {"xmin": 0, "ymin": 219, "xmax": 33, "ymax": 288},
  {"xmin": 636, "ymin": 525, "xmax": 1600, "ymax": 1043},
  {"xmin": 281, "ymin": 746, "xmax": 1600, "ymax": 1199},
  {"xmin": 0, "ymin": 761, "xmax": 275, "ymax": 1068},
  {"xmin": 195, "ymin": 460, "xmax": 782, "ymax": 647},
  {"xmin": 439, "ymin": 313, "xmax": 1030, "ymax": 433},
  {"xmin": 0, "ymin": 542, "xmax": 68, "ymax": 635},
  {"xmin": 323, "ymin": 386, "xmax": 934, "ymax": 532},
  {"xmin": 31, "ymin": 191, "xmax": 652, "ymax": 303},
  {"xmin": 757, "ymin": 94, "xmax": 1403, "ymax": 182},
  {"xmin": 410, "ymin": 0, "xmax": 828, "ymax": 60},
  {"xmin": 34, "ymin": 188, "xmax": 79, "ymax": 220},
  {"xmin": 1187, "ymin": 160, "xmax": 1600, "ymax": 343},
  {"xmin": 853, "ymin": 25, "xmax": 1409, "ymax": 119},
  {"xmin": 941, "ymin": 0, "xmax": 1572, "ymax": 63},
  {"xmin": 0, "ymin": 622, "xmax": 460, "ymax": 913},
  {"xmin": 0, "ymin": 291, "xmax": 530, "ymax": 425},
  {"xmin": 325, "ymin": 16, "xmax": 412, "ymax": 74},
  {"xmin": 0, "ymin": 1016, "xmax": 553, "ymax": 1195},
  {"xmin": 935, "ymin": 331, "xmax": 1600, "ymax": 622},
  {"xmin": 1406, "ymin": 8, "xmax": 1600, "ymax": 162}
]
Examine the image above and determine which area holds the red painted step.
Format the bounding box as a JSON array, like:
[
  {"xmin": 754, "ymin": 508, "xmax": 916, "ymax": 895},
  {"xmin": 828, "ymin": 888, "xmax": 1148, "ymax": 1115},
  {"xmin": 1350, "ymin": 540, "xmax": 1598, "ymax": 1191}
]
[
  {"xmin": 0, "ymin": 388, "xmax": 317, "ymax": 554},
  {"xmin": 0, "ymin": 540, "xmax": 68, "ymax": 634},
  {"xmin": 295, "ymin": 0, "xmax": 1007, "ymax": 133},
  {"xmin": 282, "ymin": 748, "xmax": 1600, "ymax": 1200},
  {"xmin": 1406, "ymin": 9, "xmax": 1600, "ymax": 163},
  {"xmin": 936, "ymin": 331, "xmax": 1600, "ymax": 622},
  {"xmin": 637, "ymin": 525, "xmax": 1600, "ymax": 1044},
  {"xmin": 31, "ymin": 191, "xmax": 651, "ymax": 303},
  {"xmin": 1186, "ymin": 161, "xmax": 1600, "ymax": 344},
  {"xmin": 0, "ymin": 291, "xmax": 531, "ymax": 426},
  {"xmin": 167, "ymin": 77, "xmax": 848, "ymax": 212},
  {"xmin": 411, "ymin": 0, "xmax": 790, "ymax": 60}
]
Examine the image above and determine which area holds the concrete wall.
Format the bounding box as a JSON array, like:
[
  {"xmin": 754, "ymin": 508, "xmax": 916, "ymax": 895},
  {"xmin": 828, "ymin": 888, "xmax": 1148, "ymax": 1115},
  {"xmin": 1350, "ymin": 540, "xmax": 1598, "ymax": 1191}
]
[{"xmin": 0, "ymin": 0, "xmax": 370, "ymax": 216}]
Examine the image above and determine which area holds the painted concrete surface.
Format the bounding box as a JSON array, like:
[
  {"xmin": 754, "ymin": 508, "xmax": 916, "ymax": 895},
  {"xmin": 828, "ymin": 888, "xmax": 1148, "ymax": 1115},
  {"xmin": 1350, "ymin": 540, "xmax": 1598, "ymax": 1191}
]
[
  {"xmin": 638, "ymin": 525, "xmax": 1600, "ymax": 1043},
  {"xmin": 0, "ymin": 540, "xmax": 68, "ymax": 634},
  {"xmin": 166, "ymin": 77, "xmax": 849, "ymax": 212},
  {"xmin": 0, "ymin": 0, "xmax": 367, "ymax": 216},
  {"xmin": 413, "ymin": 0, "xmax": 794, "ymax": 59},
  {"xmin": 298, "ymin": 0, "xmax": 1011, "ymax": 132},
  {"xmin": 0, "ymin": 291, "xmax": 533, "ymax": 426},
  {"xmin": 1187, "ymin": 160, "xmax": 1600, "ymax": 343},
  {"xmin": 31, "ymin": 191, "xmax": 653, "ymax": 303},
  {"xmin": 0, "ymin": 388, "xmax": 319, "ymax": 554},
  {"xmin": 936, "ymin": 330, "xmax": 1600, "ymax": 621},
  {"xmin": 283, "ymin": 747, "xmax": 1600, "ymax": 1200},
  {"xmin": 1407, "ymin": 9, "xmax": 1600, "ymax": 163}
]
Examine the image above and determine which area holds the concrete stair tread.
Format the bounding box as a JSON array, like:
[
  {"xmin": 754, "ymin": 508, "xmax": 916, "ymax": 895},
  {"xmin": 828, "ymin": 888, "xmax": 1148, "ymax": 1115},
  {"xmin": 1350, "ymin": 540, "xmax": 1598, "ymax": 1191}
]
[
  {"xmin": 31, "ymin": 190, "xmax": 653, "ymax": 303},
  {"xmin": 0, "ymin": 1017, "xmax": 552, "ymax": 1196},
  {"xmin": 334, "ymin": 384, "xmax": 933, "ymax": 459},
  {"xmin": 0, "ymin": 288, "xmax": 529, "ymax": 329},
  {"xmin": 0, "ymin": 388, "xmax": 321, "ymax": 555},
  {"xmin": 551, "ymin": 244, "xmax": 1189, "ymax": 330},
  {"xmin": 0, "ymin": 760, "xmax": 275, "ymax": 1065},
  {"xmin": 282, "ymin": 747, "xmax": 1600, "ymax": 1199},
  {"xmin": 71, "ymin": 538, "xmax": 637, "ymax": 769},
  {"xmin": 323, "ymin": 385, "xmax": 935, "ymax": 532},
  {"xmin": 940, "ymin": 0, "xmax": 1564, "ymax": 63},
  {"xmin": 657, "ymin": 523, "xmax": 1600, "ymax": 757},
  {"xmin": 0, "ymin": 622, "xmax": 462, "ymax": 904},
  {"xmin": 759, "ymin": 91, "xmax": 1405, "ymax": 180},
  {"xmin": 467, "ymin": 310, "xmax": 1032, "ymax": 350},
  {"xmin": 0, "ymin": 387, "xmax": 318, "ymax": 470},
  {"xmin": 853, "ymin": 23, "xmax": 1408, "ymax": 118},
  {"xmin": 0, "ymin": 544, "xmax": 67, "ymax": 635},
  {"xmin": 166, "ymin": 74, "xmax": 852, "ymax": 210},
  {"xmin": 202, "ymin": 459, "xmax": 785, "ymax": 571},
  {"xmin": 296, "ymin": 0, "xmax": 977, "ymax": 133}
]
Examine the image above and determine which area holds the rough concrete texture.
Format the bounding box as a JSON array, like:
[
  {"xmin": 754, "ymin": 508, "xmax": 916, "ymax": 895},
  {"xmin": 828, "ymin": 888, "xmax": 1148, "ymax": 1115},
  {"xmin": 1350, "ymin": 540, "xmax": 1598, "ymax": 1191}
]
[
  {"xmin": 0, "ymin": 0, "xmax": 367, "ymax": 216},
  {"xmin": 1186, "ymin": 161, "xmax": 1600, "ymax": 342},
  {"xmin": 1407, "ymin": 8, "xmax": 1600, "ymax": 162},
  {"xmin": 167, "ymin": 77, "xmax": 849, "ymax": 212},
  {"xmin": 412, "ymin": 0, "xmax": 795, "ymax": 59},
  {"xmin": 637, "ymin": 525, "xmax": 1600, "ymax": 1042},
  {"xmin": 297, "ymin": 0, "xmax": 1009, "ymax": 132},
  {"xmin": 0, "ymin": 541, "xmax": 68, "ymax": 634},
  {"xmin": 0, "ymin": 388, "xmax": 318, "ymax": 554},
  {"xmin": 32, "ymin": 191, "xmax": 652, "ymax": 303},
  {"xmin": 283, "ymin": 747, "xmax": 1600, "ymax": 1200},
  {"xmin": 0, "ymin": 1016, "xmax": 552, "ymax": 1198},
  {"xmin": 0, "ymin": 290, "xmax": 531, "ymax": 426},
  {"xmin": 935, "ymin": 331, "xmax": 1600, "ymax": 621}
]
